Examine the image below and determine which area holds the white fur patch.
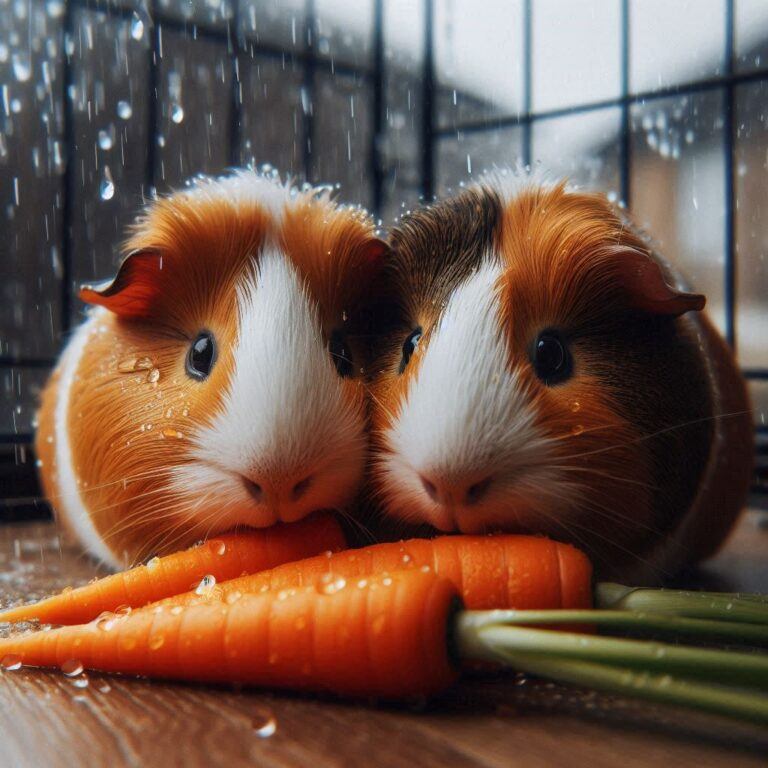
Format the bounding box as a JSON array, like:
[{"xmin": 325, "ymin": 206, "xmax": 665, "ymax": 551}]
[
  {"xmin": 380, "ymin": 260, "xmax": 569, "ymax": 532},
  {"xmin": 54, "ymin": 308, "xmax": 122, "ymax": 568},
  {"xmin": 171, "ymin": 248, "xmax": 365, "ymax": 528}
]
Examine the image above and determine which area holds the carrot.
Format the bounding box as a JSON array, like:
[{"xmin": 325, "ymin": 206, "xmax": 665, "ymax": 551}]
[
  {"xmin": 0, "ymin": 513, "xmax": 345, "ymax": 626},
  {"xmin": 143, "ymin": 534, "xmax": 593, "ymax": 612},
  {"xmin": 0, "ymin": 569, "xmax": 459, "ymax": 699}
]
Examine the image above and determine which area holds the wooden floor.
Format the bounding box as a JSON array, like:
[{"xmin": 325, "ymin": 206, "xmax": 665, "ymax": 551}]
[{"xmin": 0, "ymin": 513, "xmax": 766, "ymax": 767}]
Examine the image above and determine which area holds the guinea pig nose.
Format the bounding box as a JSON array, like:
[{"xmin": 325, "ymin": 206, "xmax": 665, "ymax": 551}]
[
  {"xmin": 419, "ymin": 472, "xmax": 493, "ymax": 506},
  {"xmin": 291, "ymin": 475, "xmax": 313, "ymax": 501},
  {"xmin": 419, "ymin": 475, "xmax": 439, "ymax": 503},
  {"xmin": 241, "ymin": 477, "xmax": 263, "ymax": 502},
  {"xmin": 465, "ymin": 475, "xmax": 493, "ymax": 505}
]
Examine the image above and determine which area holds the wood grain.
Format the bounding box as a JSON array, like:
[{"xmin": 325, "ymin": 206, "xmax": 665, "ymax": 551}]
[{"xmin": 0, "ymin": 514, "xmax": 766, "ymax": 768}]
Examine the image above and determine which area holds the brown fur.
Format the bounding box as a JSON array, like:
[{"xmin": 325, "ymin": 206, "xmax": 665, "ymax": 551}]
[{"xmin": 369, "ymin": 181, "xmax": 753, "ymax": 581}]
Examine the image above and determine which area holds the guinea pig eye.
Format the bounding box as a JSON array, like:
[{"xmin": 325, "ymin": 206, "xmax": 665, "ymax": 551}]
[
  {"xmin": 398, "ymin": 328, "xmax": 422, "ymax": 374},
  {"xmin": 186, "ymin": 331, "xmax": 217, "ymax": 381},
  {"xmin": 329, "ymin": 330, "xmax": 353, "ymax": 378},
  {"xmin": 532, "ymin": 330, "xmax": 572, "ymax": 385}
]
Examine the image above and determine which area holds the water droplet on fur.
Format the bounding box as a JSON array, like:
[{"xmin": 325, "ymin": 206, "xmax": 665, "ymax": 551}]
[
  {"xmin": 316, "ymin": 573, "xmax": 346, "ymax": 595},
  {"xmin": 147, "ymin": 368, "xmax": 160, "ymax": 384},
  {"xmin": 1, "ymin": 655, "xmax": 22, "ymax": 671},
  {"xmin": 571, "ymin": 424, "xmax": 585, "ymax": 436},
  {"xmin": 570, "ymin": 401, "xmax": 581, "ymax": 413},
  {"xmin": 161, "ymin": 428, "xmax": 183, "ymax": 439},
  {"xmin": 61, "ymin": 659, "xmax": 84, "ymax": 676},
  {"xmin": 99, "ymin": 682, "xmax": 112, "ymax": 693},
  {"xmin": 195, "ymin": 574, "xmax": 216, "ymax": 596},
  {"xmin": 71, "ymin": 674, "xmax": 89, "ymax": 688},
  {"xmin": 253, "ymin": 711, "xmax": 277, "ymax": 738}
]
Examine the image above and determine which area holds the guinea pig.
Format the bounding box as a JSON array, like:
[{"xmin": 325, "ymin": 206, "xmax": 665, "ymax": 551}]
[
  {"xmin": 35, "ymin": 170, "xmax": 386, "ymax": 568},
  {"xmin": 369, "ymin": 174, "xmax": 753, "ymax": 583}
]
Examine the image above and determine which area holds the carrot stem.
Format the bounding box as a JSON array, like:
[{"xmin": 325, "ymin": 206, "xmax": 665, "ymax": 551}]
[
  {"xmin": 454, "ymin": 621, "xmax": 768, "ymax": 690},
  {"xmin": 466, "ymin": 647, "xmax": 768, "ymax": 726},
  {"xmin": 460, "ymin": 608, "xmax": 768, "ymax": 646},
  {"xmin": 595, "ymin": 583, "xmax": 768, "ymax": 625}
]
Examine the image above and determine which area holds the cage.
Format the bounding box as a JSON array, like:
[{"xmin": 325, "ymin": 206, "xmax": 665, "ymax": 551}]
[{"xmin": 1, "ymin": 0, "xmax": 767, "ymax": 520}]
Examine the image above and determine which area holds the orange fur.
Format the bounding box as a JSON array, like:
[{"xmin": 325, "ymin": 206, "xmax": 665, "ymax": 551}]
[
  {"xmin": 370, "ymin": 181, "xmax": 753, "ymax": 580},
  {"xmin": 36, "ymin": 178, "xmax": 384, "ymax": 565}
]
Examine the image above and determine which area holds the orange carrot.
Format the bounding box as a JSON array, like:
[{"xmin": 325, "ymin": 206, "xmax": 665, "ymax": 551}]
[
  {"xmin": 0, "ymin": 513, "xmax": 345, "ymax": 626},
  {"xmin": 145, "ymin": 534, "xmax": 593, "ymax": 612},
  {"xmin": 0, "ymin": 570, "xmax": 459, "ymax": 698}
]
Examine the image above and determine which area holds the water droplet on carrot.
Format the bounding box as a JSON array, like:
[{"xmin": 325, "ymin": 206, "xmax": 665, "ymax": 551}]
[
  {"xmin": 114, "ymin": 605, "xmax": 132, "ymax": 617},
  {"xmin": 253, "ymin": 711, "xmax": 277, "ymax": 738},
  {"xmin": 61, "ymin": 659, "xmax": 83, "ymax": 676},
  {"xmin": 214, "ymin": 541, "xmax": 226, "ymax": 556},
  {"xmin": 195, "ymin": 574, "xmax": 216, "ymax": 596},
  {"xmin": 225, "ymin": 591, "xmax": 242, "ymax": 605},
  {"xmin": 170, "ymin": 606, "xmax": 184, "ymax": 615},
  {"xmin": 316, "ymin": 573, "xmax": 346, "ymax": 595},
  {"xmin": 1, "ymin": 654, "xmax": 22, "ymax": 671},
  {"xmin": 95, "ymin": 611, "xmax": 117, "ymax": 632},
  {"xmin": 357, "ymin": 579, "xmax": 368, "ymax": 589},
  {"xmin": 149, "ymin": 635, "xmax": 165, "ymax": 651},
  {"xmin": 146, "ymin": 556, "xmax": 161, "ymax": 571}
]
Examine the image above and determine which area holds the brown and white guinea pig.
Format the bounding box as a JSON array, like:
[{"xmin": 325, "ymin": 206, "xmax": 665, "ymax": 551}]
[
  {"xmin": 369, "ymin": 174, "xmax": 753, "ymax": 582},
  {"xmin": 35, "ymin": 170, "xmax": 386, "ymax": 568}
]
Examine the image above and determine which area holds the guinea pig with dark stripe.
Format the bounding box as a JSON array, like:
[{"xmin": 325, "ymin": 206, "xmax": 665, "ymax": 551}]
[
  {"xmin": 35, "ymin": 171, "xmax": 386, "ymax": 568},
  {"xmin": 369, "ymin": 175, "xmax": 753, "ymax": 582}
]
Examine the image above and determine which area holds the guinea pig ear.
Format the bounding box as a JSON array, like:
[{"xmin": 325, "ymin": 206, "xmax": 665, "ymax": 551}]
[
  {"xmin": 353, "ymin": 237, "xmax": 390, "ymax": 281},
  {"xmin": 78, "ymin": 248, "xmax": 164, "ymax": 318},
  {"xmin": 608, "ymin": 246, "xmax": 706, "ymax": 317}
]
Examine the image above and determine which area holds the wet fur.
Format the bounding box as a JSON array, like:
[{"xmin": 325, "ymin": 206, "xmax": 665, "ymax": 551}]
[{"xmin": 370, "ymin": 179, "xmax": 753, "ymax": 581}]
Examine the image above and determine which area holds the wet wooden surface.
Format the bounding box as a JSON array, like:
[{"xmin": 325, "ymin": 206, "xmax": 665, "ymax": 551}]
[{"xmin": 0, "ymin": 513, "xmax": 766, "ymax": 768}]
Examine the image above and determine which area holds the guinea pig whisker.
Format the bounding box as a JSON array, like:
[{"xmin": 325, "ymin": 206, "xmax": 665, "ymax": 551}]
[
  {"xmin": 334, "ymin": 507, "xmax": 377, "ymax": 544},
  {"xmin": 548, "ymin": 464, "xmax": 660, "ymax": 492},
  {"xmin": 555, "ymin": 409, "xmax": 752, "ymax": 464},
  {"xmin": 534, "ymin": 489, "xmax": 669, "ymax": 578},
  {"xmin": 85, "ymin": 485, "xmax": 170, "ymax": 517}
]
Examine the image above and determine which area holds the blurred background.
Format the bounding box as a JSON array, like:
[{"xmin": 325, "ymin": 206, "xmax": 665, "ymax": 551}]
[{"xmin": 0, "ymin": 0, "xmax": 767, "ymax": 518}]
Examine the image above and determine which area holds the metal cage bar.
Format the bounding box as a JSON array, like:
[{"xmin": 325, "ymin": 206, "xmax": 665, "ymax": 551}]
[{"xmin": 3, "ymin": 0, "xmax": 767, "ymax": 510}]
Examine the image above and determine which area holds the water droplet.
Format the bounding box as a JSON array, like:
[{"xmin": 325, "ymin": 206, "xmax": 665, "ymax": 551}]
[
  {"xmin": 12, "ymin": 53, "xmax": 31, "ymax": 82},
  {"xmin": 570, "ymin": 401, "xmax": 581, "ymax": 413},
  {"xmin": 195, "ymin": 574, "xmax": 216, "ymax": 596},
  {"xmin": 316, "ymin": 573, "xmax": 346, "ymax": 595},
  {"xmin": 161, "ymin": 428, "xmax": 183, "ymax": 439},
  {"xmin": 253, "ymin": 711, "xmax": 277, "ymax": 738},
  {"xmin": 117, "ymin": 100, "xmax": 133, "ymax": 120},
  {"xmin": 214, "ymin": 541, "xmax": 226, "ymax": 556},
  {"xmin": 114, "ymin": 605, "xmax": 132, "ymax": 617},
  {"xmin": 61, "ymin": 659, "xmax": 84, "ymax": 677},
  {"xmin": 98, "ymin": 682, "xmax": 111, "ymax": 693},
  {"xmin": 71, "ymin": 674, "xmax": 89, "ymax": 688},
  {"xmin": 401, "ymin": 552, "xmax": 413, "ymax": 564},
  {"xmin": 146, "ymin": 556, "xmax": 161, "ymax": 571},
  {"xmin": 170, "ymin": 606, "xmax": 184, "ymax": 615},
  {"xmin": 225, "ymin": 590, "xmax": 242, "ymax": 605},
  {"xmin": 357, "ymin": 579, "xmax": 368, "ymax": 589},
  {"xmin": 1, "ymin": 654, "xmax": 22, "ymax": 671},
  {"xmin": 147, "ymin": 368, "xmax": 160, "ymax": 384},
  {"xmin": 95, "ymin": 611, "xmax": 117, "ymax": 631},
  {"xmin": 171, "ymin": 104, "xmax": 184, "ymax": 124},
  {"xmin": 571, "ymin": 424, "xmax": 585, "ymax": 436},
  {"xmin": 149, "ymin": 635, "xmax": 165, "ymax": 651},
  {"xmin": 99, "ymin": 167, "xmax": 115, "ymax": 201},
  {"xmin": 130, "ymin": 13, "xmax": 145, "ymax": 40},
  {"xmin": 97, "ymin": 126, "xmax": 114, "ymax": 150}
]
